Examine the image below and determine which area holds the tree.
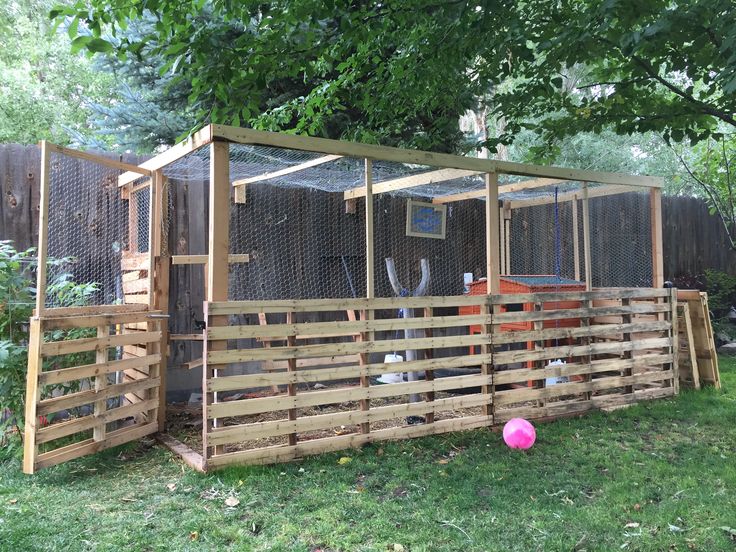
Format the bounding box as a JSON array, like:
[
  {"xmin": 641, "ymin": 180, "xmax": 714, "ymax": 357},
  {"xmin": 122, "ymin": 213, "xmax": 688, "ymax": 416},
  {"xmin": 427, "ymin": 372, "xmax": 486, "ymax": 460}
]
[
  {"xmin": 57, "ymin": 0, "xmax": 735, "ymax": 151},
  {"xmin": 56, "ymin": 0, "xmax": 509, "ymax": 151},
  {"xmin": 493, "ymin": 0, "xmax": 736, "ymax": 152},
  {"xmin": 0, "ymin": 0, "xmax": 114, "ymax": 145}
]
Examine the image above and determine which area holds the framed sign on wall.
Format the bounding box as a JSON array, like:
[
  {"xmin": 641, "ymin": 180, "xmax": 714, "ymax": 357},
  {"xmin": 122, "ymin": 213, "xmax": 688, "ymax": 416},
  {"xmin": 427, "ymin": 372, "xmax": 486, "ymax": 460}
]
[{"xmin": 406, "ymin": 199, "xmax": 447, "ymax": 239}]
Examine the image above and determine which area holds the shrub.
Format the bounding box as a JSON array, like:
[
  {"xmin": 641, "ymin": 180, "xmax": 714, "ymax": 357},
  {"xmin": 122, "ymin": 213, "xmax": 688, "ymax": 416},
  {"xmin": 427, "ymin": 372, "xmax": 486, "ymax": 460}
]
[{"xmin": 0, "ymin": 241, "xmax": 97, "ymax": 456}]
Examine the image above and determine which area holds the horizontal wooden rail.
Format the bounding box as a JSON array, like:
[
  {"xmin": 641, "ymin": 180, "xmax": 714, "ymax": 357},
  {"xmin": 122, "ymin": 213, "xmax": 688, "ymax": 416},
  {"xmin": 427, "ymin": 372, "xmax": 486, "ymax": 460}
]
[
  {"xmin": 494, "ymin": 353, "xmax": 673, "ymax": 386},
  {"xmin": 207, "ymin": 295, "xmax": 488, "ymax": 315},
  {"xmin": 208, "ymin": 313, "xmax": 494, "ymax": 340},
  {"xmin": 207, "ymin": 334, "xmax": 494, "ymax": 364},
  {"xmin": 205, "ymin": 415, "xmax": 493, "ymax": 468},
  {"xmin": 41, "ymin": 331, "xmax": 161, "ymax": 357},
  {"xmin": 39, "ymin": 354, "xmax": 161, "ymax": 386},
  {"xmin": 208, "ymin": 374, "xmax": 492, "ymax": 418},
  {"xmin": 37, "ymin": 377, "xmax": 160, "ymax": 417},
  {"xmin": 36, "ymin": 399, "xmax": 158, "ymax": 445},
  {"xmin": 35, "ymin": 421, "xmax": 158, "ymax": 470},
  {"xmin": 208, "ymin": 393, "xmax": 489, "ymax": 446},
  {"xmin": 171, "ymin": 254, "xmax": 250, "ymax": 265},
  {"xmin": 208, "ymin": 353, "xmax": 492, "ymax": 392}
]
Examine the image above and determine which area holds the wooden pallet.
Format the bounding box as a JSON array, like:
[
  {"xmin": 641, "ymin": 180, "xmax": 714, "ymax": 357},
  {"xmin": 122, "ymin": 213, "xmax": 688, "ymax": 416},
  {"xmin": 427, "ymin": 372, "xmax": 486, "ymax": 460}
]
[
  {"xmin": 677, "ymin": 290, "xmax": 720, "ymax": 388},
  {"xmin": 676, "ymin": 303, "xmax": 700, "ymax": 389}
]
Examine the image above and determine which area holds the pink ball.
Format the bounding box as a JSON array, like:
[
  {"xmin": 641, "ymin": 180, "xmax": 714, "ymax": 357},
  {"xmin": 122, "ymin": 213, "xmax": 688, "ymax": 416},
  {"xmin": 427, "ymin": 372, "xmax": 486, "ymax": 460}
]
[{"xmin": 502, "ymin": 418, "xmax": 536, "ymax": 449}]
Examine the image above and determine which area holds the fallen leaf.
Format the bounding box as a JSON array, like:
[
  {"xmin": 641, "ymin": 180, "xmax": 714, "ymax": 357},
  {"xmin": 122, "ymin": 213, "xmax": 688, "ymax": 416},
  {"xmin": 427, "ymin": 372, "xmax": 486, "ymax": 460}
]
[
  {"xmin": 189, "ymin": 531, "xmax": 198, "ymax": 541},
  {"xmin": 167, "ymin": 483, "xmax": 177, "ymax": 492},
  {"xmin": 625, "ymin": 522, "xmax": 640, "ymax": 529},
  {"xmin": 238, "ymin": 480, "xmax": 244, "ymax": 487},
  {"xmin": 225, "ymin": 497, "xmax": 240, "ymax": 507},
  {"xmin": 634, "ymin": 503, "xmax": 641, "ymax": 511},
  {"xmin": 338, "ymin": 457, "xmax": 352, "ymax": 465},
  {"xmin": 376, "ymin": 448, "xmax": 384, "ymax": 456},
  {"xmin": 437, "ymin": 459, "xmax": 449, "ymax": 464}
]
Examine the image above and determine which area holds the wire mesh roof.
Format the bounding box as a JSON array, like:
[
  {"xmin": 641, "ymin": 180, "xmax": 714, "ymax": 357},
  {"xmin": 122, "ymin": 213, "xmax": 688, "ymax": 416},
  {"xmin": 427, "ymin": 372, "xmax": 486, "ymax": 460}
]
[{"xmin": 159, "ymin": 143, "xmax": 621, "ymax": 201}]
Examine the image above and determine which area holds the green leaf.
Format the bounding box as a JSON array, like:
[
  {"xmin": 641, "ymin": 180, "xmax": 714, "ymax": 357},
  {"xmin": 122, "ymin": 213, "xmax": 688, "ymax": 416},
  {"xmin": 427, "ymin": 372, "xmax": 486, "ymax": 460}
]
[
  {"xmin": 86, "ymin": 38, "xmax": 113, "ymax": 53},
  {"xmin": 69, "ymin": 35, "xmax": 91, "ymax": 54}
]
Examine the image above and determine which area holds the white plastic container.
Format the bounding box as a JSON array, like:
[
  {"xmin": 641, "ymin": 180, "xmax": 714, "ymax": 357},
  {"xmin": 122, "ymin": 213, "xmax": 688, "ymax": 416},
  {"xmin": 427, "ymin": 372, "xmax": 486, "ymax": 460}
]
[
  {"xmin": 545, "ymin": 359, "xmax": 569, "ymax": 386},
  {"xmin": 377, "ymin": 354, "xmax": 404, "ymax": 384}
]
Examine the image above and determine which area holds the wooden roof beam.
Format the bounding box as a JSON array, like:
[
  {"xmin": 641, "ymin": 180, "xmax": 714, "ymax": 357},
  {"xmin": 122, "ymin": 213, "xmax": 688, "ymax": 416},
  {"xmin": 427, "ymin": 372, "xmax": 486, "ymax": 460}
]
[
  {"xmin": 432, "ymin": 177, "xmax": 569, "ymax": 204},
  {"xmin": 46, "ymin": 143, "xmax": 153, "ymax": 177},
  {"xmin": 232, "ymin": 154, "xmax": 342, "ymax": 187},
  {"xmin": 117, "ymin": 125, "xmax": 213, "ymax": 187},
  {"xmin": 508, "ymin": 184, "xmax": 640, "ymax": 209},
  {"xmin": 343, "ymin": 168, "xmax": 483, "ymax": 200},
  {"xmin": 212, "ymin": 125, "xmax": 664, "ymax": 188}
]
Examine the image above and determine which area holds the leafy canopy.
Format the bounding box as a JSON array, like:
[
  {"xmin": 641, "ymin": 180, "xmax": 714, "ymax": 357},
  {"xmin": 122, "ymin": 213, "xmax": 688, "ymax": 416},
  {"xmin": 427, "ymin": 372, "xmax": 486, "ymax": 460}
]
[{"xmin": 55, "ymin": 0, "xmax": 736, "ymax": 154}]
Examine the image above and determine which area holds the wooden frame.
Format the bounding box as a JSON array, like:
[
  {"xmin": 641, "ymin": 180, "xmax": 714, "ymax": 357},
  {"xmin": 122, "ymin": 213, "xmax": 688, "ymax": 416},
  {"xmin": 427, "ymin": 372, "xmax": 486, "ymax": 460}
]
[{"xmin": 26, "ymin": 125, "xmax": 675, "ymax": 473}]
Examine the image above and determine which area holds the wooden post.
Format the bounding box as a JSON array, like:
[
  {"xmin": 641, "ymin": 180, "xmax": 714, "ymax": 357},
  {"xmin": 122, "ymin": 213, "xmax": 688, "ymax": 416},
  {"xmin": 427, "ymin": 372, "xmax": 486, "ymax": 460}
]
[
  {"xmin": 572, "ymin": 196, "xmax": 581, "ymax": 281},
  {"xmin": 203, "ymin": 141, "xmax": 230, "ymax": 464},
  {"xmin": 503, "ymin": 201, "xmax": 511, "ymax": 275},
  {"xmin": 22, "ymin": 318, "xmax": 43, "ymax": 474},
  {"xmin": 365, "ymin": 159, "xmax": 374, "ymax": 298},
  {"xmin": 670, "ymin": 287, "xmax": 680, "ymax": 394},
  {"xmin": 485, "ymin": 172, "xmax": 500, "ymax": 294},
  {"xmin": 582, "ymin": 183, "xmax": 592, "ymax": 291},
  {"xmin": 35, "ymin": 141, "xmax": 51, "ymax": 314},
  {"xmin": 499, "ymin": 207, "xmax": 506, "ymax": 275},
  {"xmin": 156, "ymin": 174, "xmax": 170, "ymax": 430},
  {"xmin": 359, "ymin": 159, "xmax": 373, "ymax": 434},
  {"xmin": 650, "ymin": 188, "xmax": 664, "ymax": 288},
  {"xmin": 93, "ymin": 325, "xmax": 109, "ymax": 441},
  {"xmin": 423, "ymin": 306, "xmax": 435, "ymax": 423},
  {"xmin": 483, "ymin": 172, "xmax": 500, "ymax": 422},
  {"xmin": 286, "ymin": 312, "xmax": 298, "ymax": 445}
]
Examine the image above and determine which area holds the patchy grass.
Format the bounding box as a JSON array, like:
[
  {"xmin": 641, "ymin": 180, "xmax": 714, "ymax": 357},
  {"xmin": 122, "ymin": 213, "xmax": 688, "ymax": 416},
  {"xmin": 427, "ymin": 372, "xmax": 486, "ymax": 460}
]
[{"xmin": 2, "ymin": 359, "xmax": 736, "ymax": 552}]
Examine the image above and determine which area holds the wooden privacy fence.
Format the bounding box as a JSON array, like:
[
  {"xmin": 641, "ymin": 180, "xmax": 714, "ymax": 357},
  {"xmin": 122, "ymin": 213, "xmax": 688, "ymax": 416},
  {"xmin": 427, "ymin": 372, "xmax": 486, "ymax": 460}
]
[
  {"xmin": 200, "ymin": 287, "xmax": 678, "ymax": 469},
  {"xmin": 23, "ymin": 305, "xmax": 166, "ymax": 474}
]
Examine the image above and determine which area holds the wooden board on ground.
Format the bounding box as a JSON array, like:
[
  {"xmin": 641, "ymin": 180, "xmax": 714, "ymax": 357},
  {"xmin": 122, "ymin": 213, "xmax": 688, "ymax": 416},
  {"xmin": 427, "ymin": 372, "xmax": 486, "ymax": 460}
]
[
  {"xmin": 676, "ymin": 303, "xmax": 700, "ymax": 389},
  {"xmin": 677, "ymin": 290, "xmax": 721, "ymax": 388}
]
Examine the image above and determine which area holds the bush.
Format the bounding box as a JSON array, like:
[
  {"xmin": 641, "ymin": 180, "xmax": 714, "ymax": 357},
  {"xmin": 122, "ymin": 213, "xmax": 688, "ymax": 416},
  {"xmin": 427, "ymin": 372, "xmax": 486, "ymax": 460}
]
[{"xmin": 0, "ymin": 241, "xmax": 97, "ymax": 456}]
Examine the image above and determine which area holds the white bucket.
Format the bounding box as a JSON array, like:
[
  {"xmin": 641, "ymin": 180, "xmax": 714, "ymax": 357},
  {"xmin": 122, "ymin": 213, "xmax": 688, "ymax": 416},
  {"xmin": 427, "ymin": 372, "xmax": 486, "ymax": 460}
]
[
  {"xmin": 545, "ymin": 359, "xmax": 568, "ymax": 386},
  {"xmin": 377, "ymin": 354, "xmax": 404, "ymax": 384}
]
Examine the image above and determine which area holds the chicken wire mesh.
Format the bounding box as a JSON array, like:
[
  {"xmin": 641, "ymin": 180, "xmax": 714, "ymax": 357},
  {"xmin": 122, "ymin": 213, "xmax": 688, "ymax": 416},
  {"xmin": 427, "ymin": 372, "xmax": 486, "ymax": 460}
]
[
  {"xmin": 45, "ymin": 151, "xmax": 150, "ymax": 308},
  {"xmin": 156, "ymin": 144, "xmax": 657, "ymax": 303},
  {"xmin": 43, "ymin": 142, "xmax": 657, "ymax": 311}
]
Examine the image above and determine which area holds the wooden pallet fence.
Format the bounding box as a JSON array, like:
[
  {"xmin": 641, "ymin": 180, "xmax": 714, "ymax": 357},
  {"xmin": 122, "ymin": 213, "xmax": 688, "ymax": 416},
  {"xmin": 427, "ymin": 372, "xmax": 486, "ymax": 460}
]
[
  {"xmin": 200, "ymin": 288, "xmax": 677, "ymax": 469},
  {"xmin": 677, "ymin": 290, "xmax": 721, "ymax": 388},
  {"xmin": 202, "ymin": 295, "xmax": 493, "ymax": 468},
  {"xmin": 22, "ymin": 305, "xmax": 164, "ymax": 474},
  {"xmin": 491, "ymin": 287, "xmax": 677, "ymax": 421}
]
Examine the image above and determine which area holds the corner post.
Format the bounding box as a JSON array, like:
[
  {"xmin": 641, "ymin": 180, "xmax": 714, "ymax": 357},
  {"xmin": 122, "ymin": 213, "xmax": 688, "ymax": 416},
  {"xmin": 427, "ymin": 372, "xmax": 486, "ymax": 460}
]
[
  {"xmin": 359, "ymin": 159, "xmax": 374, "ymax": 434},
  {"xmin": 650, "ymin": 188, "xmax": 664, "ymax": 287},
  {"xmin": 485, "ymin": 172, "xmax": 500, "ymax": 295},
  {"xmin": 35, "ymin": 141, "xmax": 51, "ymax": 314},
  {"xmin": 484, "ymin": 172, "xmax": 500, "ymax": 424},
  {"xmin": 582, "ymin": 183, "xmax": 592, "ymax": 291},
  {"xmin": 203, "ymin": 140, "xmax": 230, "ymax": 466},
  {"xmin": 149, "ymin": 170, "xmax": 170, "ymax": 430}
]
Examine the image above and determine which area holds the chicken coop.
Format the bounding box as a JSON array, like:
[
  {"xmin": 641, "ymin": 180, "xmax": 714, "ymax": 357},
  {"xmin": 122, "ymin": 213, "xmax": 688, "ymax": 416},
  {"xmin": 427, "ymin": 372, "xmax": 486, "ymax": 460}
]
[{"xmin": 23, "ymin": 125, "xmax": 679, "ymax": 473}]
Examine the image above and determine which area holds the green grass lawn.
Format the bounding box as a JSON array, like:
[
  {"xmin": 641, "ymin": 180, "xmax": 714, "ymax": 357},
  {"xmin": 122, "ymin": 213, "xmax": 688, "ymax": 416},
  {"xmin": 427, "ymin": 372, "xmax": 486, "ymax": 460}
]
[{"xmin": 2, "ymin": 359, "xmax": 735, "ymax": 552}]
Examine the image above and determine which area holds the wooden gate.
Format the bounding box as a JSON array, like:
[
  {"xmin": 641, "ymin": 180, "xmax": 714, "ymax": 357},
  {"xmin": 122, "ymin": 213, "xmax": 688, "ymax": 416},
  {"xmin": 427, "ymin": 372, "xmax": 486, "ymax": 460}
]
[{"xmin": 22, "ymin": 305, "xmax": 165, "ymax": 474}]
